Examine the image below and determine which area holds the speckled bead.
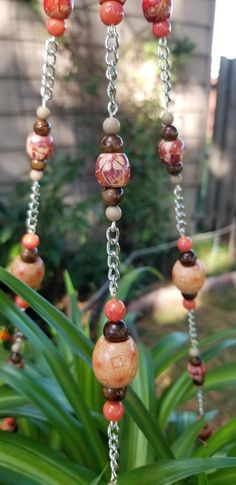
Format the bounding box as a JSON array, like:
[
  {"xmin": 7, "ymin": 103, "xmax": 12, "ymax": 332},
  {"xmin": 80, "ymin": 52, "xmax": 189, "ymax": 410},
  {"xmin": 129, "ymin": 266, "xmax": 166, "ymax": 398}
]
[
  {"xmin": 103, "ymin": 117, "xmax": 120, "ymax": 135},
  {"xmin": 172, "ymin": 259, "xmax": 205, "ymax": 294},
  {"xmin": 95, "ymin": 153, "xmax": 130, "ymax": 187},
  {"xmin": 142, "ymin": 0, "xmax": 172, "ymax": 23},
  {"xmin": 26, "ymin": 133, "xmax": 54, "ymax": 161},
  {"xmin": 105, "ymin": 206, "xmax": 122, "ymax": 221},
  {"xmin": 43, "ymin": 0, "xmax": 74, "ymax": 19},
  {"xmin": 36, "ymin": 106, "xmax": 51, "ymax": 120},
  {"xmin": 158, "ymin": 138, "xmax": 185, "ymax": 165},
  {"xmin": 10, "ymin": 255, "xmax": 45, "ymax": 289},
  {"xmin": 161, "ymin": 111, "xmax": 174, "ymax": 125},
  {"xmin": 102, "ymin": 386, "xmax": 127, "ymax": 401},
  {"xmin": 92, "ymin": 336, "xmax": 138, "ymax": 388}
]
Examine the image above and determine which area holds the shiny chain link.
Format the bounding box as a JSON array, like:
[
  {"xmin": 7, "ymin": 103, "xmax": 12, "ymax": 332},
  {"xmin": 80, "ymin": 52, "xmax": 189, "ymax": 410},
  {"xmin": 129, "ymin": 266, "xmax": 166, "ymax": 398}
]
[
  {"xmin": 106, "ymin": 222, "xmax": 120, "ymax": 298},
  {"xmin": 188, "ymin": 310, "xmax": 199, "ymax": 349},
  {"xmin": 41, "ymin": 37, "xmax": 58, "ymax": 105},
  {"xmin": 173, "ymin": 184, "xmax": 187, "ymax": 236},
  {"xmin": 26, "ymin": 181, "xmax": 40, "ymax": 234},
  {"xmin": 197, "ymin": 388, "xmax": 205, "ymax": 417},
  {"xmin": 108, "ymin": 421, "xmax": 119, "ymax": 485},
  {"xmin": 157, "ymin": 38, "xmax": 172, "ymax": 109},
  {"xmin": 105, "ymin": 26, "xmax": 119, "ymax": 117}
]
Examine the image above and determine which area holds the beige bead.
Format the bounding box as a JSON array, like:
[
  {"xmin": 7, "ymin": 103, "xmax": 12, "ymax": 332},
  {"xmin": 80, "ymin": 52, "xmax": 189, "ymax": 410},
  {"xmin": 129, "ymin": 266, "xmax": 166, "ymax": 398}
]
[
  {"xmin": 189, "ymin": 347, "xmax": 200, "ymax": 358},
  {"xmin": 36, "ymin": 105, "xmax": 51, "ymax": 120},
  {"xmin": 103, "ymin": 117, "xmax": 120, "ymax": 135},
  {"xmin": 170, "ymin": 174, "xmax": 183, "ymax": 185},
  {"xmin": 11, "ymin": 342, "xmax": 23, "ymax": 353},
  {"xmin": 30, "ymin": 170, "xmax": 43, "ymax": 182},
  {"xmin": 10, "ymin": 255, "xmax": 45, "ymax": 289},
  {"xmin": 92, "ymin": 336, "xmax": 138, "ymax": 388},
  {"xmin": 161, "ymin": 111, "xmax": 174, "ymax": 125},
  {"xmin": 106, "ymin": 206, "xmax": 122, "ymax": 222},
  {"xmin": 172, "ymin": 259, "xmax": 205, "ymax": 294}
]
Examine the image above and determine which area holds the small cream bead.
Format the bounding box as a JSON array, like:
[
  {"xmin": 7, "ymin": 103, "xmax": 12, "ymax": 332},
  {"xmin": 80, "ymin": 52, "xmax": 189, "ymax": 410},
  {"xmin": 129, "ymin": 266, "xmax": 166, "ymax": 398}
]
[
  {"xmin": 36, "ymin": 105, "xmax": 51, "ymax": 120},
  {"xmin": 106, "ymin": 206, "xmax": 122, "ymax": 221},
  {"xmin": 30, "ymin": 170, "xmax": 43, "ymax": 181},
  {"xmin": 161, "ymin": 111, "xmax": 174, "ymax": 125},
  {"xmin": 189, "ymin": 347, "xmax": 200, "ymax": 358},
  {"xmin": 170, "ymin": 174, "xmax": 183, "ymax": 185},
  {"xmin": 103, "ymin": 117, "xmax": 120, "ymax": 135},
  {"xmin": 11, "ymin": 342, "xmax": 23, "ymax": 353}
]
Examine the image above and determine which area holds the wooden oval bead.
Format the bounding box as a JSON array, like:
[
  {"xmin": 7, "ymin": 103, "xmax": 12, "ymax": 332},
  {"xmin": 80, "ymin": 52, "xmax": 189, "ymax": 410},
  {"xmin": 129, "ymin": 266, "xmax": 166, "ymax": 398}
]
[
  {"xmin": 166, "ymin": 163, "xmax": 183, "ymax": 175},
  {"xmin": 100, "ymin": 1, "xmax": 124, "ymax": 26},
  {"xmin": 172, "ymin": 259, "xmax": 205, "ymax": 295},
  {"xmin": 34, "ymin": 119, "xmax": 51, "ymax": 136},
  {"xmin": 92, "ymin": 336, "xmax": 138, "ymax": 388},
  {"xmin": 103, "ymin": 117, "xmax": 120, "ymax": 134},
  {"xmin": 95, "ymin": 153, "xmax": 130, "ymax": 188},
  {"xmin": 10, "ymin": 255, "xmax": 45, "ymax": 289},
  {"xmin": 102, "ymin": 188, "xmax": 124, "ymax": 206},
  {"xmin": 142, "ymin": 0, "xmax": 172, "ymax": 23},
  {"xmin": 103, "ymin": 320, "xmax": 129, "ymax": 343},
  {"xmin": 30, "ymin": 160, "xmax": 47, "ymax": 171},
  {"xmin": 101, "ymin": 135, "xmax": 123, "ymax": 153},
  {"xmin": 103, "ymin": 400, "xmax": 125, "ymax": 422},
  {"xmin": 102, "ymin": 386, "xmax": 127, "ymax": 401},
  {"xmin": 26, "ymin": 133, "xmax": 54, "ymax": 161},
  {"xmin": 43, "ymin": 0, "xmax": 74, "ymax": 19},
  {"xmin": 162, "ymin": 125, "xmax": 178, "ymax": 141},
  {"xmin": 159, "ymin": 138, "xmax": 185, "ymax": 165},
  {"xmin": 179, "ymin": 250, "xmax": 197, "ymax": 267}
]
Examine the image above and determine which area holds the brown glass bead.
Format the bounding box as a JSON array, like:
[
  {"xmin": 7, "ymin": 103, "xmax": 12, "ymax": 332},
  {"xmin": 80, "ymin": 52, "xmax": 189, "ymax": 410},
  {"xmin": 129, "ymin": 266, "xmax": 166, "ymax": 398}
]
[
  {"xmin": 102, "ymin": 188, "xmax": 124, "ymax": 206},
  {"xmin": 101, "ymin": 135, "xmax": 124, "ymax": 153},
  {"xmin": 190, "ymin": 356, "xmax": 202, "ymax": 367},
  {"xmin": 179, "ymin": 250, "xmax": 197, "ymax": 267},
  {"xmin": 21, "ymin": 248, "xmax": 38, "ymax": 263},
  {"xmin": 166, "ymin": 162, "xmax": 183, "ymax": 175},
  {"xmin": 103, "ymin": 320, "xmax": 129, "ymax": 343},
  {"xmin": 34, "ymin": 119, "xmax": 51, "ymax": 136},
  {"xmin": 9, "ymin": 352, "xmax": 22, "ymax": 365},
  {"xmin": 102, "ymin": 386, "xmax": 127, "ymax": 401},
  {"xmin": 162, "ymin": 125, "xmax": 178, "ymax": 141},
  {"xmin": 30, "ymin": 160, "xmax": 47, "ymax": 171},
  {"xmin": 182, "ymin": 292, "xmax": 198, "ymax": 301},
  {"xmin": 198, "ymin": 424, "xmax": 213, "ymax": 442}
]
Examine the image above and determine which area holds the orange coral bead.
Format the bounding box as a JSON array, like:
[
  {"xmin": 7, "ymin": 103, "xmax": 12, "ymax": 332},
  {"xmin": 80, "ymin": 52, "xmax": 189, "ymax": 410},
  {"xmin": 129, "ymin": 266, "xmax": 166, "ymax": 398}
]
[
  {"xmin": 22, "ymin": 233, "xmax": 40, "ymax": 251},
  {"xmin": 172, "ymin": 259, "xmax": 205, "ymax": 295},
  {"xmin": 0, "ymin": 329, "xmax": 11, "ymax": 342},
  {"xmin": 92, "ymin": 336, "xmax": 138, "ymax": 388},
  {"xmin": 14, "ymin": 296, "xmax": 29, "ymax": 310},
  {"xmin": 46, "ymin": 18, "xmax": 66, "ymax": 36},
  {"xmin": 100, "ymin": 1, "xmax": 124, "ymax": 26},
  {"xmin": 183, "ymin": 299, "xmax": 196, "ymax": 311},
  {"xmin": 103, "ymin": 401, "xmax": 125, "ymax": 421},
  {"xmin": 10, "ymin": 255, "xmax": 45, "ymax": 289}
]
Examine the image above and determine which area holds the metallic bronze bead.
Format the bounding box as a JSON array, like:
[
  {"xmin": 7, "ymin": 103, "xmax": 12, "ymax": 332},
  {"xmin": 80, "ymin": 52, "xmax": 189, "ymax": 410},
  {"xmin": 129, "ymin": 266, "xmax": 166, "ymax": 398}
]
[
  {"xmin": 21, "ymin": 248, "xmax": 38, "ymax": 263},
  {"xmin": 103, "ymin": 320, "xmax": 129, "ymax": 343},
  {"xmin": 101, "ymin": 135, "xmax": 124, "ymax": 153},
  {"xmin": 30, "ymin": 160, "xmax": 47, "ymax": 171},
  {"xmin": 102, "ymin": 386, "xmax": 127, "ymax": 401},
  {"xmin": 34, "ymin": 119, "xmax": 51, "ymax": 136},
  {"xmin": 182, "ymin": 292, "xmax": 198, "ymax": 301},
  {"xmin": 179, "ymin": 250, "xmax": 197, "ymax": 267},
  {"xmin": 166, "ymin": 162, "xmax": 183, "ymax": 175},
  {"xmin": 102, "ymin": 188, "xmax": 124, "ymax": 206},
  {"xmin": 162, "ymin": 125, "xmax": 178, "ymax": 141}
]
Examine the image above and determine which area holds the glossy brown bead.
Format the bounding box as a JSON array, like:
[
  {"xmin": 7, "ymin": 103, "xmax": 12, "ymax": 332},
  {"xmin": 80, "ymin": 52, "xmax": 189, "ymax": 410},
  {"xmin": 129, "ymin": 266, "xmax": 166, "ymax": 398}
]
[
  {"xmin": 182, "ymin": 292, "xmax": 198, "ymax": 301},
  {"xmin": 198, "ymin": 424, "xmax": 213, "ymax": 442},
  {"xmin": 162, "ymin": 125, "xmax": 178, "ymax": 141},
  {"xmin": 179, "ymin": 250, "xmax": 197, "ymax": 267},
  {"xmin": 166, "ymin": 162, "xmax": 183, "ymax": 175},
  {"xmin": 103, "ymin": 320, "xmax": 129, "ymax": 343},
  {"xmin": 34, "ymin": 119, "xmax": 51, "ymax": 136},
  {"xmin": 190, "ymin": 356, "xmax": 202, "ymax": 367},
  {"xmin": 102, "ymin": 188, "xmax": 124, "ymax": 206},
  {"xmin": 30, "ymin": 160, "xmax": 47, "ymax": 171},
  {"xmin": 101, "ymin": 135, "xmax": 123, "ymax": 153},
  {"xmin": 102, "ymin": 386, "xmax": 127, "ymax": 401},
  {"xmin": 9, "ymin": 352, "xmax": 22, "ymax": 365},
  {"xmin": 21, "ymin": 248, "xmax": 38, "ymax": 263}
]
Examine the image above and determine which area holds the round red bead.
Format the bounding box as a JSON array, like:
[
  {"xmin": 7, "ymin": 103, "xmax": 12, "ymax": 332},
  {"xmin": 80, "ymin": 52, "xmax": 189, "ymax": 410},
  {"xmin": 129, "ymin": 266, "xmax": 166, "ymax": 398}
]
[
  {"xmin": 100, "ymin": 1, "xmax": 124, "ymax": 26},
  {"xmin": 103, "ymin": 400, "xmax": 125, "ymax": 421},
  {"xmin": 46, "ymin": 18, "xmax": 66, "ymax": 36},
  {"xmin": 183, "ymin": 299, "xmax": 196, "ymax": 311},
  {"xmin": 105, "ymin": 299, "xmax": 127, "ymax": 322},
  {"xmin": 95, "ymin": 153, "xmax": 130, "ymax": 188},
  {"xmin": 22, "ymin": 233, "xmax": 40, "ymax": 251},
  {"xmin": 152, "ymin": 19, "xmax": 171, "ymax": 38},
  {"xmin": 158, "ymin": 138, "xmax": 185, "ymax": 165},
  {"xmin": 15, "ymin": 296, "xmax": 29, "ymax": 310},
  {"xmin": 43, "ymin": 0, "xmax": 74, "ymax": 19},
  {"xmin": 177, "ymin": 236, "xmax": 193, "ymax": 252},
  {"xmin": 142, "ymin": 0, "xmax": 172, "ymax": 23}
]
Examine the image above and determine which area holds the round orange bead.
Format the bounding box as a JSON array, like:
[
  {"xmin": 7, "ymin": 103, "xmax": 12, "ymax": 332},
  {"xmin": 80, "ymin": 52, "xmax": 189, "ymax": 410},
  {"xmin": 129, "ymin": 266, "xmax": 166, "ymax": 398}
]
[
  {"xmin": 105, "ymin": 299, "xmax": 126, "ymax": 322},
  {"xmin": 177, "ymin": 236, "xmax": 193, "ymax": 252},
  {"xmin": 152, "ymin": 19, "xmax": 171, "ymax": 38},
  {"xmin": 183, "ymin": 299, "xmax": 196, "ymax": 311},
  {"xmin": 22, "ymin": 233, "xmax": 40, "ymax": 251},
  {"xmin": 100, "ymin": 1, "xmax": 124, "ymax": 26},
  {"xmin": 15, "ymin": 296, "xmax": 29, "ymax": 310},
  {"xmin": 46, "ymin": 18, "xmax": 66, "ymax": 36},
  {"xmin": 103, "ymin": 400, "xmax": 125, "ymax": 422}
]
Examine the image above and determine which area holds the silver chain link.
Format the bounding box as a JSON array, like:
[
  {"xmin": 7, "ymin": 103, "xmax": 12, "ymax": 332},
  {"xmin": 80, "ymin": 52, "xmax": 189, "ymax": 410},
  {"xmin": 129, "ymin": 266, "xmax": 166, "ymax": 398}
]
[
  {"xmin": 105, "ymin": 26, "xmax": 119, "ymax": 117},
  {"xmin": 108, "ymin": 421, "xmax": 119, "ymax": 485},
  {"xmin": 157, "ymin": 38, "xmax": 172, "ymax": 109},
  {"xmin": 173, "ymin": 184, "xmax": 187, "ymax": 236},
  {"xmin": 106, "ymin": 222, "xmax": 120, "ymax": 298},
  {"xmin": 41, "ymin": 37, "xmax": 58, "ymax": 105},
  {"xmin": 26, "ymin": 181, "xmax": 40, "ymax": 234},
  {"xmin": 197, "ymin": 388, "xmax": 205, "ymax": 417},
  {"xmin": 188, "ymin": 310, "xmax": 199, "ymax": 349}
]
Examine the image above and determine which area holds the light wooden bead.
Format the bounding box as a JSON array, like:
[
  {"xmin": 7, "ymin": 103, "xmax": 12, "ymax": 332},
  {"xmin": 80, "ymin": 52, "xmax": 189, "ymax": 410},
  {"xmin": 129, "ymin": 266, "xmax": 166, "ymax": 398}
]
[
  {"xmin": 106, "ymin": 206, "xmax": 122, "ymax": 221},
  {"xmin": 170, "ymin": 174, "xmax": 183, "ymax": 185},
  {"xmin": 36, "ymin": 106, "xmax": 51, "ymax": 120},
  {"xmin": 10, "ymin": 255, "xmax": 45, "ymax": 289},
  {"xmin": 30, "ymin": 170, "xmax": 43, "ymax": 181},
  {"xmin": 11, "ymin": 342, "xmax": 23, "ymax": 353},
  {"xmin": 161, "ymin": 111, "xmax": 174, "ymax": 125},
  {"xmin": 92, "ymin": 336, "xmax": 138, "ymax": 388},
  {"xmin": 172, "ymin": 259, "xmax": 205, "ymax": 294},
  {"xmin": 103, "ymin": 117, "xmax": 120, "ymax": 135}
]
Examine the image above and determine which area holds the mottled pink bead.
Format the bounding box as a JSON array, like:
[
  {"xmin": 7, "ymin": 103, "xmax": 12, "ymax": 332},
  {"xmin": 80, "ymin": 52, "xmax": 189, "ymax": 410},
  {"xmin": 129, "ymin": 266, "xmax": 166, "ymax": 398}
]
[
  {"xmin": 95, "ymin": 153, "xmax": 131, "ymax": 187},
  {"xmin": 43, "ymin": 0, "xmax": 74, "ymax": 19},
  {"xmin": 142, "ymin": 0, "xmax": 172, "ymax": 23},
  {"xmin": 158, "ymin": 138, "xmax": 185, "ymax": 165},
  {"xmin": 26, "ymin": 132, "xmax": 54, "ymax": 161},
  {"xmin": 187, "ymin": 362, "xmax": 206, "ymax": 384}
]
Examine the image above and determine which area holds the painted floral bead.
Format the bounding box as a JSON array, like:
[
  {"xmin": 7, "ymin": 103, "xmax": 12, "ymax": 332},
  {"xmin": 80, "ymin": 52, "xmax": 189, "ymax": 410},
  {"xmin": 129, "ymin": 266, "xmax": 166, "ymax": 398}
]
[
  {"xmin": 152, "ymin": 19, "xmax": 171, "ymax": 38},
  {"xmin": 46, "ymin": 18, "xmax": 66, "ymax": 36},
  {"xmin": 100, "ymin": 1, "xmax": 124, "ymax": 26},
  {"xmin": 95, "ymin": 153, "xmax": 130, "ymax": 187},
  {"xmin": 43, "ymin": 0, "xmax": 74, "ymax": 19},
  {"xmin": 26, "ymin": 133, "xmax": 54, "ymax": 162},
  {"xmin": 172, "ymin": 259, "xmax": 205, "ymax": 294},
  {"xmin": 187, "ymin": 362, "xmax": 206, "ymax": 385},
  {"xmin": 142, "ymin": 0, "xmax": 172, "ymax": 23},
  {"xmin": 10, "ymin": 255, "xmax": 45, "ymax": 289},
  {"xmin": 105, "ymin": 299, "xmax": 126, "ymax": 322},
  {"xmin": 158, "ymin": 138, "xmax": 185, "ymax": 165},
  {"xmin": 92, "ymin": 336, "xmax": 138, "ymax": 388},
  {"xmin": 103, "ymin": 400, "xmax": 125, "ymax": 422}
]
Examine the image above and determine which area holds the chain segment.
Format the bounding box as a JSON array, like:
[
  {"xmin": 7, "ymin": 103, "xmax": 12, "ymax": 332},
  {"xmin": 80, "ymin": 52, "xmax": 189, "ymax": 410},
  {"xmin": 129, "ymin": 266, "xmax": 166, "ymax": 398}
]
[
  {"xmin": 26, "ymin": 181, "xmax": 40, "ymax": 234},
  {"xmin": 173, "ymin": 184, "xmax": 187, "ymax": 237},
  {"xmin": 108, "ymin": 421, "xmax": 120, "ymax": 485},
  {"xmin": 105, "ymin": 26, "xmax": 119, "ymax": 117},
  {"xmin": 106, "ymin": 222, "xmax": 120, "ymax": 298},
  {"xmin": 188, "ymin": 310, "xmax": 199, "ymax": 349},
  {"xmin": 157, "ymin": 38, "xmax": 172, "ymax": 109},
  {"xmin": 41, "ymin": 37, "xmax": 58, "ymax": 105},
  {"xmin": 197, "ymin": 388, "xmax": 205, "ymax": 417}
]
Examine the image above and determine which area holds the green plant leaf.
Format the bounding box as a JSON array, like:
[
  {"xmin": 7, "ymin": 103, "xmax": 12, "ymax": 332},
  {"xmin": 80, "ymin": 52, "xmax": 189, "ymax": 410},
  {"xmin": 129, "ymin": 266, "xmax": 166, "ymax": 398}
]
[
  {"xmin": 171, "ymin": 411, "xmax": 217, "ymax": 458},
  {"xmin": 64, "ymin": 270, "xmax": 83, "ymax": 330},
  {"xmin": 151, "ymin": 332, "xmax": 188, "ymax": 375},
  {"xmin": 195, "ymin": 417, "xmax": 236, "ymax": 458},
  {"xmin": 208, "ymin": 468, "xmax": 236, "ymax": 484}
]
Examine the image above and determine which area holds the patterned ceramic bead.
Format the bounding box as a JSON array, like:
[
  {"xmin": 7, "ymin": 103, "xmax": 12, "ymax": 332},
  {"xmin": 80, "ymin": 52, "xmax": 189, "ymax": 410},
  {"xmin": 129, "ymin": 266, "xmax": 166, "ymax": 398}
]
[
  {"xmin": 142, "ymin": 0, "xmax": 172, "ymax": 23},
  {"xmin": 158, "ymin": 138, "xmax": 185, "ymax": 165},
  {"xmin": 95, "ymin": 153, "xmax": 130, "ymax": 187},
  {"xmin": 10, "ymin": 255, "xmax": 45, "ymax": 289},
  {"xmin": 172, "ymin": 259, "xmax": 205, "ymax": 295},
  {"xmin": 43, "ymin": 0, "xmax": 74, "ymax": 19},
  {"xmin": 187, "ymin": 362, "xmax": 206, "ymax": 385},
  {"xmin": 26, "ymin": 133, "xmax": 54, "ymax": 162},
  {"xmin": 92, "ymin": 336, "xmax": 138, "ymax": 388}
]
